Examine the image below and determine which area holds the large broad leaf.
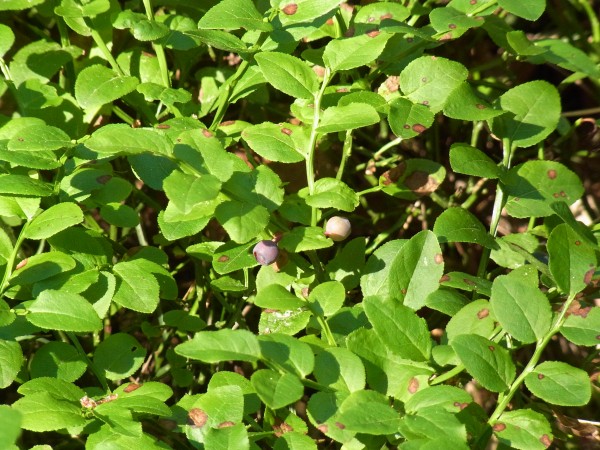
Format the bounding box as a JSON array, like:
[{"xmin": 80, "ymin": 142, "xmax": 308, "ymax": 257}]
[
  {"xmin": 497, "ymin": 0, "xmax": 546, "ymax": 21},
  {"xmin": 388, "ymin": 230, "xmax": 445, "ymax": 310},
  {"xmin": 27, "ymin": 290, "xmax": 102, "ymax": 332},
  {"xmin": 175, "ymin": 329, "xmax": 261, "ymax": 363},
  {"xmin": 434, "ymin": 207, "xmax": 498, "ymax": 249},
  {"xmin": 255, "ymin": 52, "xmax": 318, "ymax": 99},
  {"xmin": 323, "ymin": 32, "xmax": 392, "ymax": 72},
  {"xmin": 75, "ymin": 65, "xmax": 138, "ymax": 110},
  {"xmin": 363, "ymin": 295, "xmax": 431, "ymax": 361},
  {"xmin": 547, "ymin": 223, "xmax": 596, "ymax": 296},
  {"xmin": 489, "ymin": 80, "xmax": 560, "ymax": 148},
  {"xmin": 12, "ymin": 392, "xmax": 86, "ymax": 432},
  {"xmin": 316, "ymin": 103, "xmax": 380, "ymax": 133},
  {"xmin": 524, "ymin": 361, "xmax": 591, "ymax": 406},
  {"xmin": 24, "ymin": 203, "xmax": 84, "ymax": 240},
  {"xmin": 490, "ymin": 266, "xmax": 552, "ymax": 343},
  {"xmin": 502, "ymin": 161, "xmax": 584, "ymax": 218},
  {"xmin": 451, "ymin": 334, "xmax": 516, "ymax": 393},
  {"xmin": 0, "ymin": 340, "xmax": 23, "ymax": 389},
  {"xmin": 493, "ymin": 409, "xmax": 553, "ymax": 450},
  {"xmin": 198, "ymin": 0, "xmax": 271, "ymax": 32},
  {"xmin": 400, "ymin": 55, "xmax": 468, "ymax": 113}
]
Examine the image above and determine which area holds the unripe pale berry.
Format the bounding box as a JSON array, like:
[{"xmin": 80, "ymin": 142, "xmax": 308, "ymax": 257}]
[
  {"xmin": 324, "ymin": 216, "xmax": 351, "ymax": 242},
  {"xmin": 253, "ymin": 240, "xmax": 279, "ymax": 265}
]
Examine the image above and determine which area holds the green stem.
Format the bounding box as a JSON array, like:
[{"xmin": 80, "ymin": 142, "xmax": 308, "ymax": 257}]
[
  {"xmin": 489, "ymin": 294, "xmax": 577, "ymax": 423},
  {"xmin": 336, "ymin": 130, "xmax": 353, "ymax": 180},
  {"xmin": 0, "ymin": 221, "xmax": 29, "ymax": 297},
  {"xmin": 88, "ymin": 24, "xmax": 124, "ymax": 76},
  {"xmin": 357, "ymin": 185, "xmax": 383, "ymax": 197},
  {"xmin": 307, "ymin": 68, "xmax": 332, "ymax": 227},
  {"xmin": 373, "ymin": 136, "xmax": 403, "ymax": 159},
  {"xmin": 67, "ymin": 331, "xmax": 109, "ymax": 392},
  {"xmin": 430, "ymin": 364, "xmax": 465, "ymax": 386},
  {"xmin": 577, "ymin": 0, "xmax": 600, "ymax": 43}
]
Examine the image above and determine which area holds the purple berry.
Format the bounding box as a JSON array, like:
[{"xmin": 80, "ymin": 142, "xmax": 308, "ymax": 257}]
[
  {"xmin": 253, "ymin": 240, "xmax": 279, "ymax": 265},
  {"xmin": 325, "ymin": 216, "xmax": 351, "ymax": 242}
]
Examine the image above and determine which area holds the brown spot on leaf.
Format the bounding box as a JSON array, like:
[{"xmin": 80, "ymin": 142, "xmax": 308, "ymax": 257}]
[
  {"xmin": 317, "ymin": 424, "xmax": 328, "ymax": 433},
  {"xmin": 470, "ymin": 0, "xmax": 477, "ymax": 4},
  {"xmin": 156, "ymin": 124, "xmax": 170, "ymax": 129},
  {"xmin": 326, "ymin": 18, "xmax": 334, "ymax": 25},
  {"xmin": 273, "ymin": 418, "xmax": 293, "ymax": 436},
  {"xmin": 202, "ymin": 129, "xmax": 213, "ymax": 137},
  {"xmin": 336, "ymin": 88, "xmax": 349, "ymax": 93},
  {"xmin": 422, "ymin": 100, "xmax": 430, "ymax": 106},
  {"xmin": 366, "ymin": 29, "xmax": 380, "ymax": 38},
  {"xmin": 380, "ymin": 13, "xmax": 393, "ymax": 20},
  {"xmin": 434, "ymin": 253, "xmax": 444, "ymax": 264},
  {"xmin": 477, "ymin": 308, "xmax": 489, "ymax": 319},
  {"xmin": 401, "ymin": 288, "xmax": 407, "ymax": 295},
  {"xmin": 408, "ymin": 377, "xmax": 419, "ymax": 393},
  {"xmin": 124, "ymin": 383, "xmax": 141, "ymax": 393},
  {"xmin": 385, "ymin": 76, "xmax": 400, "ymax": 92},
  {"xmin": 493, "ymin": 423, "xmax": 506, "ymax": 432},
  {"xmin": 18, "ymin": 137, "xmax": 24, "ymax": 142},
  {"xmin": 421, "ymin": 77, "xmax": 427, "ymax": 83},
  {"xmin": 575, "ymin": 240, "xmax": 581, "ymax": 246},
  {"xmin": 584, "ymin": 267, "xmax": 595, "ymax": 284},
  {"xmin": 220, "ymin": 120, "xmax": 235, "ymax": 126},
  {"xmin": 188, "ymin": 408, "xmax": 208, "ymax": 428},
  {"xmin": 412, "ymin": 123, "xmax": 427, "ymax": 133},
  {"xmin": 366, "ymin": 16, "xmax": 375, "ymax": 23},
  {"xmin": 335, "ymin": 422, "xmax": 346, "ymax": 430},
  {"xmin": 282, "ymin": 3, "xmax": 297, "ymax": 15},
  {"xmin": 406, "ymin": 37, "xmax": 414, "ymax": 43},
  {"xmin": 218, "ymin": 255, "xmax": 230, "ymax": 262},
  {"xmin": 439, "ymin": 33, "xmax": 453, "ymax": 41},
  {"xmin": 381, "ymin": 164, "xmax": 405, "ymax": 185},
  {"xmin": 547, "ymin": 169, "xmax": 557, "ymax": 179},
  {"xmin": 540, "ymin": 434, "xmax": 552, "ymax": 447},
  {"xmin": 463, "ymin": 278, "xmax": 476, "ymax": 286},
  {"xmin": 440, "ymin": 274, "xmax": 451, "ymax": 283},
  {"xmin": 488, "ymin": 345, "xmax": 495, "ymax": 352},
  {"xmin": 218, "ymin": 421, "xmax": 235, "ymax": 428},
  {"xmin": 449, "ymin": 23, "xmax": 457, "ymax": 29},
  {"xmin": 403, "ymin": 124, "xmax": 410, "ymax": 129},
  {"xmin": 15, "ymin": 259, "xmax": 28, "ymax": 270},
  {"xmin": 552, "ymin": 192, "xmax": 560, "ymax": 198},
  {"xmin": 97, "ymin": 174, "xmax": 112, "ymax": 185},
  {"xmin": 476, "ymin": 104, "xmax": 486, "ymax": 109},
  {"xmin": 538, "ymin": 373, "xmax": 545, "ymax": 380},
  {"xmin": 281, "ymin": 127, "xmax": 292, "ymax": 136},
  {"xmin": 559, "ymin": 191, "xmax": 566, "ymax": 197}
]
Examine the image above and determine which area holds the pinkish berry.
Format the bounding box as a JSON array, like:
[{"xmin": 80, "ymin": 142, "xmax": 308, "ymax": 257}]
[
  {"xmin": 325, "ymin": 216, "xmax": 351, "ymax": 242},
  {"xmin": 253, "ymin": 240, "xmax": 279, "ymax": 265}
]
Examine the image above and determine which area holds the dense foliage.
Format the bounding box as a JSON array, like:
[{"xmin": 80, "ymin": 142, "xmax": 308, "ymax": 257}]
[{"xmin": 0, "ymin": 0, "xmax": 599, "ymax": 449}]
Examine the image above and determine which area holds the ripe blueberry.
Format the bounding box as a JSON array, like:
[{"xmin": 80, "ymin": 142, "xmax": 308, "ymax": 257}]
[
  {"xmin": 253, "ymin": 240, "xmax": 279, "ymax": 265},
  {"xmin": 324, "ymin": 216, "xmax": 351, "ymax": 241}
]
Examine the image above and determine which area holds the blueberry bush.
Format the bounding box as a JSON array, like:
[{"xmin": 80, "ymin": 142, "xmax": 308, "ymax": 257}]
[{"xmin": 0, "ymin": 0, "xmax": 599, "ymax": 448}]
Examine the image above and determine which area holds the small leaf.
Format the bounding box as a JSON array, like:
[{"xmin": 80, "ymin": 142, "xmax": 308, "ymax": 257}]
[
  {"xmin": 444, "ymin": 82, "xmax": 505, "ymax": 120},
  {"xmin": 85, "ymin": 124, "xmax": 171, "ymax": 156},
  {"xmin": 27, "ymin": 290, "xmax": 102, "ymax": 332},
  {"xmin": 75, "ymin": 65, "xmax": 138, "ymax": 110},
  {"xmin": 112, "ymin": 260, "xmax": 160, "ymax": 313},
  {"xmin": 314, "ymin": 347, "xmax": 365, "ymax": 393},
  {"xmin": 560, "ymin": 306, "xmax": 600, "ymax": 346},
  {"xmin": 0, "ymin": 24, "xmax": 15, "ymax": 57},
  {"xmin": 305, "ymin": 178, "xmax": 359, "ymax": 212},
  {"xmin": 434, "ymin": 207, "xmax": 498, "ymax": 249},
  {"xmin": 449, "ymin": 143, "xmax": 502, "ymax": 179},
  {"xmin": 242, "ymin": 122, "xmax": 305, "ymax": 163},
  {"xmin": 7, "ymin": 124, "xmax": 71, "ymax": 152},
  {"xmin": 175, "ymin": 329, "xmax": 261, "ymax": 363},
  {"xmin": 316, "ymin": 103, "xmax": 380, "ymax": 133},
  {"xmin": 198, "ymin": 0, "xmax": 271, "ymax": 32},
  {"xmin": 388, "ymin": 98, "xmax": 435, "ymax": 139},
  {"xmin": 93, "ymin": 333, "xmax": 145, "ymax": 380},
  {"xmin": 258, "ymin": 333, "xmax": 314, "ymax": 378},
  {"xmin": 278, "ymin": 226, "xmax": 333, "ymax": 252},
  {"xmin": 494, "ymin": 409, "xmax": 553, "ymax": 450},
  {"xmin": 0, "ymin": 404, "xmax": 21, "ymax": 448},
  {"xmin": 380, "ymin": 159, "xmax": 446, "ymax": 200},
  {"xmin": 25, "ymin": 203, "xmax": 84, "ymax": 240},
  {"xmin": 254, "ymin": 284, "xmax": 305, "ymax": 311},
  {"xmin": 308, "ymin": 281, "xmax": 345, "ymax": 317},
  {"xmin": 323, "ymin": 32, "xmax": 392, "ymax": 72},
  {"xmin": 446, "ymin": 299, "xmax": 496, "ymax": 341},
  {"xmin": 524, "ymin": 361, "xmax": 591, "ymax": 406},
  {"xmin": 0, "ymin": 174, "xmax": 52, "ymax": 197},
  {"xmin": 278, "ymin": 0, "xmax": 341, "ymax": 25},
  {"xmin": 12, "ymin": 392, "xmax": 86, "ymax": 432},
  {"xmin": 251, "ymin": 369, "xmax": 304, "ymax": 409},
  {"xmin": 497, "ymin": 0, "xmax": 546, "ymax": 20},
  {"xmin": 255, "ymin": 52, "xmax": 318, "ymax": 99},
  {"xmin": 212, "ymin": 240, "xmax": 257, "ymax": 275},
  {"xmin": 335, "ymin": 390, "xmax": 401, "ymax": 435},
  {"xmin": 0, "ymin": 339, "xmax": 23, "ymax": 388},
  {"xmin": 29, "ymin": 341, "xmax": 86, "ymax": 382},
  {"xmin": 451, "ymin": 334, "xmax": 516, "ymax": 393},
  {"xmin": 215, "ymin": 201, "xmax": 270, "ymax": 244}
]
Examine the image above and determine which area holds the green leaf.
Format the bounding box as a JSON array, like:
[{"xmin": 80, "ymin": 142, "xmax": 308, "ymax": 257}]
[
  {"xmin": 361, "ymin": 240, "xmax": 407, "ymax": 299},
  {"xmin": 497, "ymin": 0, "xmax": 546, "ymax": 20},
  {"xmin": 490, "ymin": 266, "xmax": 552, "ymax": 343},
  {"xmin": 7, "ymin": 124, "xmax": 71, "ymax": 152},
  {"xmin": 503, "ymin": 161, "xmax": 584, "ymax": 218},
  {"xmin": 444, "ymin": 82, "xmax": 505, "ymax": 120},
  {"xmin": 100, "ymin": 203, "xmax": 139, "ymax": 227},
  {"xmin": 531, "ymin": 39, "xmax": 600, "ymax": 78},
  {"xmin": 215, "ymin": 200, "xmax": 270, "ymax": 244},
  {"xmin": 404, "ymin": 385, "xmax": 473, "ymax": 414},
  {"xmin": 18, "ymin": 377, "xmax": 85, "ymax": 402},
  {"xmin": 75, "ymin": 65, "xmax": 138, "ymax": 110},
  {"xmin": 242, "ymin": 122, "xmax": 305, "ymax": 163},
  {"xmin": 451, "ymin": 334, "xmax": 516, "ymax": 392},
  {"xmin": 163, "ymin": 170, "xmax": 221, "ymax": 214},
  {"xmin": 204, "ymin": 424, "xmax": 249, "ymax": 450},
  {"xmin": 445, "ymin": 299, "xmax": 496, "ymax": 341},
  {"xmin": 25, "ymin": 203, "xmax": 83, "ymax": 240},
  {"xmin": 317, "ymin": 103, "xmax": 380, "ymax": 133},
  {"xmin": 430, "ymin": 6, "xmax": 484, "ymax": 39},
  {"xmin": 398, "ymin": 407, "xmax": 467, "ymax": 442},
  {"xmin": 0, "ymin": 339, "xmax": 23, "ymax": 388},
  {"xmin": 198, "ymin": 0, "xmax": 271, "ymax": 31},
  {"xmin": 27, "ymin": 290, "xmax": 102, "ymax": 332},
  {"xmin": 12, "ymin": 392, "xmax": 86, "ymax": 432},
  {"xmin": 186, "ymin": 29, "xmax": 248, "ymax": 53},
  {"xmin": 304, "ymin": 178, "xmax": 359, "ymax": 212},
  {"xmin": 10, "ymin": 252, "xmax": 77, "ymax": 286},
  {"xmin": 494, "ymin": 409, "xmax": 553, "ymax": 450},
  {"xmin": 131, "ymin": 19, "xmax": 169, "ymax": 41},
  {"xmin": 325, "ymin": 237, "xmax": 365, "ymax": 290},
  {"xmin": 278, "ymin": 226, "xmax": 333, "ymax": 252},
  {"xmin": 258, "ymin": 333, "xmax": 314, "ymax": 378},
  {"xmin": 93, "ymin": 333, "xmax": 146, "ymax": 380},
  {"xmin": 85, "ymin": 124, "xmax": 171, "ymax": 156},
  {"xmin": 524, "ymin": 361, "xmax": 591, "ymax": 406},
  {"xmin": 335, "ymin": 390, "xmax": 401, "ymax": 435},
  {"xmin": 434, "ymin": 207, "xmax": 498, "ymax": 249},
  {"xmin": 30, "ymin": 341, "xmax": 86, "ymax": 382},
  {"xmin": 400, "ymin": 55, "xmax": 468, "ymax": 113},
  {"xmin": 0, "ymin": 24, "xmax": 15, "ymax": 57},
  {"xmin": 251, "ymin": 369, "xmax": 304, "ymax": 409},
  {"xmin": 314, "ymin": 347, "xmax": 365, "ymax": 393},
  {"xmin": 0, "ymin": 404, "xmax": 21, "ymax": 448},
  {"xmin": 274, "ymin": 432, "xmax": 317, "ymax": 450},
  {"xmin": 254, "ymin": 284, "xmax": 305, "ymax": 311},
  {"xmin": 212, "ymin": 240, "xmax": 257, "ymax": 275},
  {"xmin": 364, "ymin": 295, "xmax": 431, "ymax": 361},
  {"xmin": 0, "ymin": 174, "xmax": 53, "ymax": 197},
  {"xmin": 489, "ymin": 80, "xmax": 560, "ymax": 148},
  {"xmin": 547, "ymin": 223, "xmax": 596, "ymax": 296},
  {"xmin": 278, "ymin": 0, "xmax": 341, "ymax": 25},
  {"xmin": 323, "ymin": 32, "xmax": 392, "ymax": 72},
  {"xmin": 308, "ymin": 281, "xmax": 345, "ymax": 317},
  {"xmin": 255, "ymin": 52, "xmax": 318, "ymax": 99},
  {"xmin": 388, "ymin": 98, "xmax": 435, "ymax": 139},
  {"xmin": 560, "ymin": 307, "xmax": 600, "ymax": 346},
  {"xmin": 175, "ymin": 329, "xmax": 261, "ymax": 363},
  {"xmin": 259, "ymin": 308, "xmax": 311, "ymax": 336},
  {"xmin": 112, "ymin": 260, "xmax": 160, "ymax": 313},
  {"xmin": 54, "ymin": 0, "xmax": 110, "ymax": 18},
  {"xmin": 449, "ymin": 143, "xmax": 502, "ymax": 179}
]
